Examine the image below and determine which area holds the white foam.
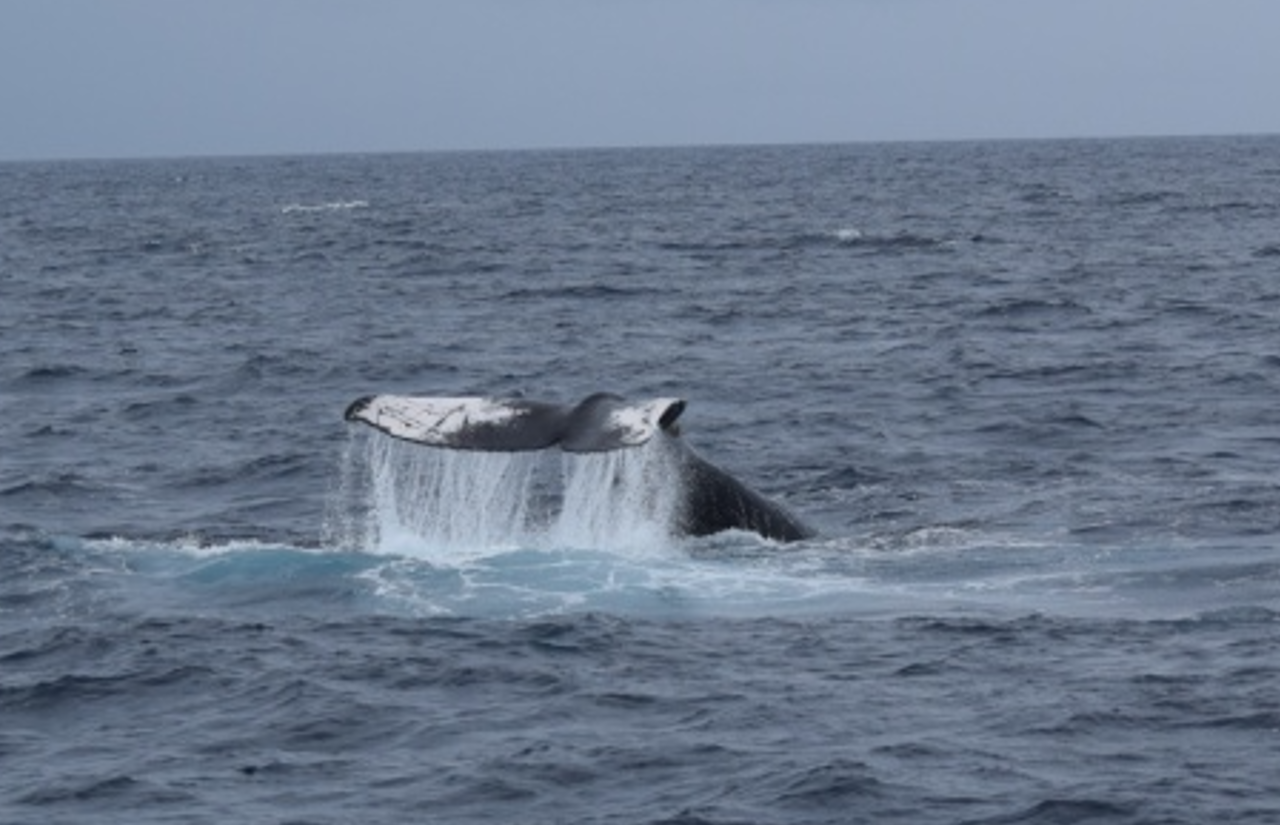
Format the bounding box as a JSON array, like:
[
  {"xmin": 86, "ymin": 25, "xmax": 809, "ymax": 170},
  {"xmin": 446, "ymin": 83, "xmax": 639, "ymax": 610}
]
[
  {"xmin": 80, "ymin": 534, "xmax": 301, "ymax": 559},
  {"xmin": 280, "ymin": 200, "xmax": 369, "ymax": 214}
]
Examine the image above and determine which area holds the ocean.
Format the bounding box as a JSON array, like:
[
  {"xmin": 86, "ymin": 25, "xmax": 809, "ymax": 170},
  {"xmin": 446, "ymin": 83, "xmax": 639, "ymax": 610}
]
[{"xmin": 2, "ymin": 136, "xmax": 1279, "ymax": 823}]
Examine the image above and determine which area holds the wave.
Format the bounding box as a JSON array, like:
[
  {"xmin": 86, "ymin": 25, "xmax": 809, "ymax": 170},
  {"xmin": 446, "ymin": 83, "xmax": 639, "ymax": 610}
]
[
  {"xmin": 817, "ymin": 228, "xmax": 955, "ymax": 251},
  {"xmin": 10, "ymin": 364, "xmax": 92, "ymax": 385},
  {"xmin": 974, "ymin": 297, "xmax": 1093, "ymax": 319},
  {"xmin": 279, "ymin": 200, "xmax": 369, "ymax": 214},
  {"xmin": 499, "ymin": 283, "xmax": 665, "ymax": 301},
  {"xmin": 656, "ymin": 226, "xmax": 957, "ymax": 255},
  {"xmin": 1, "ymin": 472, "xmax": 107, "ymax": 499}
]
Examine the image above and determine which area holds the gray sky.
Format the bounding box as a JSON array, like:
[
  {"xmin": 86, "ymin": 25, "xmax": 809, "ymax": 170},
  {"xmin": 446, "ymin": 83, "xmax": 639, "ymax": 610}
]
[{"xmin": 2, "ymin": 0, "xmax": 1277, "ymax": 161}]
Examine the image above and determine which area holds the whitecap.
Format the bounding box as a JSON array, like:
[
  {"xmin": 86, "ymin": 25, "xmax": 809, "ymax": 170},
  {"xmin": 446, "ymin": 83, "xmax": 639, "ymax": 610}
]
[{"xmin": 279, "ymin": 200, "xmax": 369, "ymax": 214}]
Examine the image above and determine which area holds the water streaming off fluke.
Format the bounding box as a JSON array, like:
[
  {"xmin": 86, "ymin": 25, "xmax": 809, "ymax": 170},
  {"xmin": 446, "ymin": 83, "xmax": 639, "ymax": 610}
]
[{"xmin": 328, "ymin": 431, "xmax": 684, "ymax": 561}]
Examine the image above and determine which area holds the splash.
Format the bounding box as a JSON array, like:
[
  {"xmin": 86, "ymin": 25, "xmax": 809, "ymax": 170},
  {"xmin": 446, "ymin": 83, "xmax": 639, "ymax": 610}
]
[
  {"xmin": 326, "ymin": 431, "xmax": 684, "ymax": 561},
  {"xmin": 552, "ymin": 444, "xmax": 683, "ymax": 553}
]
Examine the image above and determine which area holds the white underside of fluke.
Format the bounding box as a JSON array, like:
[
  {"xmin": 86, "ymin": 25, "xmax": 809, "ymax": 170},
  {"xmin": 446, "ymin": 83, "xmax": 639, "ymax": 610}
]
[
  {"xmin": 346, "ymin": 395, "xmax": 685, "ymax": 451},
  {"xmin": 603, "ymin": 398, "xmax": 685, "ymax": 447},
  {"xmin": 350, "ymin": 396, "xmax": 533, "ymax": 446}
]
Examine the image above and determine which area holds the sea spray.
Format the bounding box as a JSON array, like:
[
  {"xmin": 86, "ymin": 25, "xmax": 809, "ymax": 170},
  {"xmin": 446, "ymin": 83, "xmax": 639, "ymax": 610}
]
[
  {"xmin": 368, "ymin": 434, "xmax": 539, "ymax": 556},
  {"xmin": 552, "ymin": 439, "xmax": 682, "ymax": 552},
  {"xmin": 321, "ymin": 430, "xmax": 375, "ymax": 551},
  {"xmin": 328, "ymin": 430, "xmax": 684, "ymax": 559}
]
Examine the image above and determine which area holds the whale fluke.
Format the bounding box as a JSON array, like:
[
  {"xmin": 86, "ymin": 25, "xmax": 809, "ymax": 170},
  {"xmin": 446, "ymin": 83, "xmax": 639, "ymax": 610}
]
[
  {"xmin": 343, "ymin": 393, "xmax": 812, "ymax": 542},
  {"xmin": 344, "ymin": 392, "xmax": 685, "ymax": 453}
]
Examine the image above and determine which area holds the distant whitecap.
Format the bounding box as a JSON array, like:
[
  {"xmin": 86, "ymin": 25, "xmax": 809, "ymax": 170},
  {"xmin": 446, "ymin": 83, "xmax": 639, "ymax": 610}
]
[{"xmin": 279, "ymin": 199, "xmax": 369, "ymax": 214}]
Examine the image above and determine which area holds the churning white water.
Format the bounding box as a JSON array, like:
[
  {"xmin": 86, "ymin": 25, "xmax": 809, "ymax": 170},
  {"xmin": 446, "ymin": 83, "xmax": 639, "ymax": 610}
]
[{"xmin": 329, "ymin": 432, "xmax": 684, "ymax": 560}]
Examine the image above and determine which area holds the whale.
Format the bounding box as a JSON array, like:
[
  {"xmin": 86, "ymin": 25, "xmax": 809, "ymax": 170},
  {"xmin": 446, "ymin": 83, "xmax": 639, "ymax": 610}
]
[{"xmin": 343, "ymin": 392, "xmax": 814, "ymax": 543}]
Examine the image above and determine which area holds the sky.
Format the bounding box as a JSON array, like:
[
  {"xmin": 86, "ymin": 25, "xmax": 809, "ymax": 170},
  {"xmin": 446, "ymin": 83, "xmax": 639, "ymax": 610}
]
[{"xmin": 2, "ymin": 0, "xmax": 1278, "ymax": 161}]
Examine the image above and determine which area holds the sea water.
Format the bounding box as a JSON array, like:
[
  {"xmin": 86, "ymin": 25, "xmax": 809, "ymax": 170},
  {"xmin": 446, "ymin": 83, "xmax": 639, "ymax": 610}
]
[{"xmin": 3, "ymin": 138, "xmax": 1280, "ymax": 823}]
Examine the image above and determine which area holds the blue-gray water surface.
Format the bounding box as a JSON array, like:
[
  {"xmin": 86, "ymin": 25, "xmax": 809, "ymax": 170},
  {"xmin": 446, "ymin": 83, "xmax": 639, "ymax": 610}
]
[{"xmin": 3, "ymin": 137, "xmax": 1280, "ymax": 823}]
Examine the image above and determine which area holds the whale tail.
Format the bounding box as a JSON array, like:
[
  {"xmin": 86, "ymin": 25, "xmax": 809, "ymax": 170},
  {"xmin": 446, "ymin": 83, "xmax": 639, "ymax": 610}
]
[
  {"xmin": 344, "ymin": 392, "xmax": 685, "ymax": 453},
  {"xmin": 343, "ymin": 392, "xmax": 813, "ymax": 543}
]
